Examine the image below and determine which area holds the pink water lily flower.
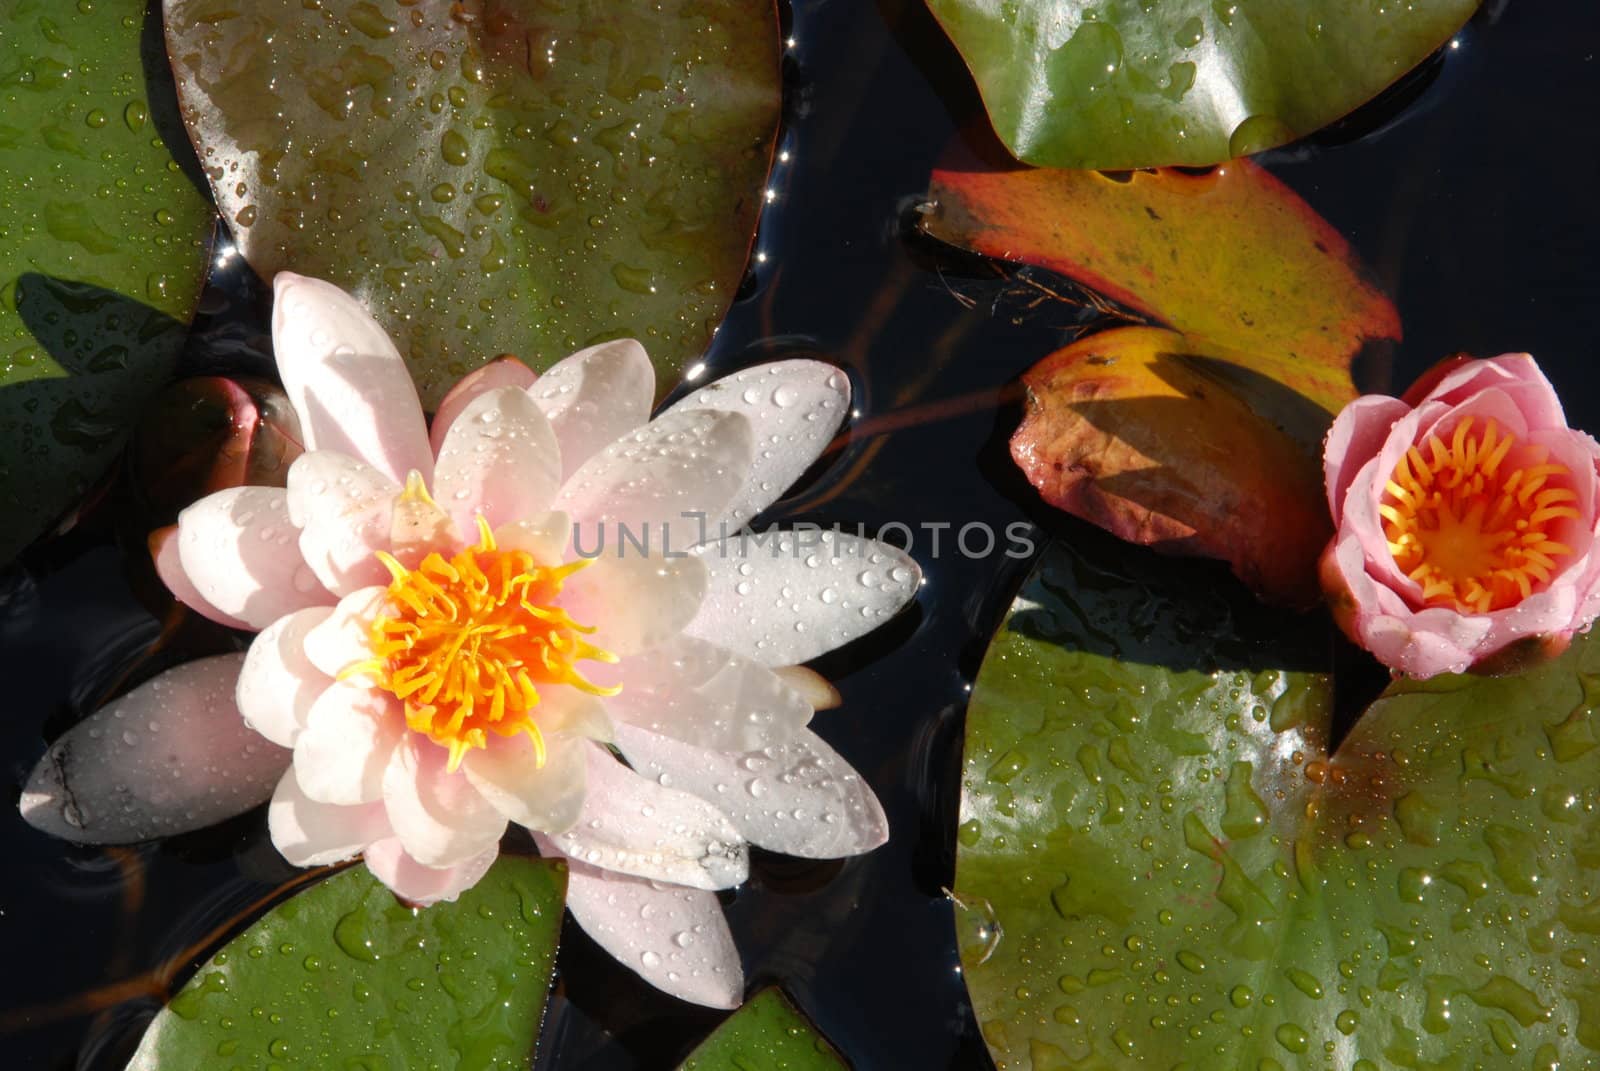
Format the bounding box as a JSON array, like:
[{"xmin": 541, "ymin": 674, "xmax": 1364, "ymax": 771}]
[
  {"xmin": 1321, "ymin": 353, "xmax": 1600, "ymax": 677},
  {"xmin": 20, "ymin": 274, "xmax": 919, "ymax": 1007}
]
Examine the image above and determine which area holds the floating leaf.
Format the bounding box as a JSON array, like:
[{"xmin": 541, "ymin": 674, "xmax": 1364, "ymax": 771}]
[
  {"xmin": 127, "ymin": 857, "xmax": 566, "ymax": 1070},
  {"xmin": 957, "ymin": 539, "xmax": 1600, "ymax": 1069},
  {"xmin": 925, "ymin": 159, "xmax": 1400, "ymax": 604},
  {"xmin": 678, "ymin": 987, "xmax": 849, "ymax": 1071},
  {"xmin": 924, "ymin": 0, "xmax": 1479, "ymax": 169},
  {"xmin": 165, "ymin": 0, "xmax": 780, "ymax": 407},
  {"xmin": 0, "ymin": 1, "xmax": 212, "ymax": 563}
]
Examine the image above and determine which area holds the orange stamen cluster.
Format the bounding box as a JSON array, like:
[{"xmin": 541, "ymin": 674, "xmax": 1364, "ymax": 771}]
[
  {"xmin": 345, "ymin": 519, "xmax": 616, "ymax": 771},
  {"xmin": 1381, "ymin": 417, "xmax": 1580, "ymax": 614}
]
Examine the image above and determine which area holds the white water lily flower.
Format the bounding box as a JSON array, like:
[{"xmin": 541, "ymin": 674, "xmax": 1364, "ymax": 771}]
[{"xmin": 19, "ymin": 274, "xmax": 919, "ymax": 1008}]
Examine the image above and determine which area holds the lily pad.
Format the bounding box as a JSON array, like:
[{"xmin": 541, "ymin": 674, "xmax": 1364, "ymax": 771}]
[
  {"xmin": 678, "ymin": 987, "xmax": 849, "ymax": 1071},
  {"xmin": 925, "ymin": 159, "xmax": 1400, "ymax": 605},
  {"xmin": 957, "ymin": 539, "xmax": 1600, "ymax": 1069},
  {"xmin": 164, "ymin": 0, "xmax": 781, "ymax": 407},
  {"xmin": 924, "ymin": 0, "xmax": 1479, "ymax": 169},
  {"xmin": 127, "ymin": 857, "xmax": 567, "ymax": 1070},
  {"xmin": 0, "ymin": 0, "xmax": 213, "ymax": 564}
]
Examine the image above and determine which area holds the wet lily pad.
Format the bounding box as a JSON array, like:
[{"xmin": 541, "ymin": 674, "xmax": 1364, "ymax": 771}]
[
  {"xmin": 0, "ymin": 1, "xmax": 213, "ymax": 564},
  {"xmin": 925, "ymin": 159, "xmax": 1400, "ymax": 605},
  {"xmin": 164, "ymin": 0, "xmax": 780, "ymax": 407},
  {"xmin": 957, "ymin": 539, "xmax": 1600, "ymax": 1068},
  {"xmin": 678, "ymin": 987, "xmax": 849, "ymax": 1070},
  {"xmin": 126, "ymin": 857, "xmax": 567, "ymax": 1070},
  {"xmin": 924, "ymin": 0, "xmax": 1479, "ymax": 168}
]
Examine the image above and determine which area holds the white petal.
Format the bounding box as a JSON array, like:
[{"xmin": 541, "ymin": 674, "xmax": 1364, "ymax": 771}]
[
  {"xmin": 495, "ymin": 510, "xmax": 572, "ymax": 565},
  {"xmin": 433, "ymin": 386, "xmax": 562, "ymax": 534},
  {"xmin": 303, "ymin": 585, "xmax": 389, "ymax": 680},
  {"xmin": 530, "ymin": 339, "xmax": 654, "ymax": 479},
  {"xmin": 267, "ymin": 768, "xmax": 390, "ymax": 866},
  {"xmin": 538, "ymin": 836, "xmax": 742, "ymax": 1008},
  {"xmin": 19, "ymin": 655, "xmax": 289, "ymax": 844},
  {"xmin": 364, "ymin": 836, "xmax": 498, "ymax": 907},
  {"xmin": 271, "ymin": 273, "xmax": 434, "ymax": 486},
  {"xmin": 462, "ymin": 733, "xmax": 587, "ymax": 833},
  {"xmin": 429, "ymin": 355, "xmax": 538, "ymax": 456},
  {"xmin": 287, "ymin": 451, "xmax": 400, "ymax": 596},
  {"xmin": 667, "ymin": 360, "xmax": 851, "ymax": 530},
  {"xmin": 549, "ymin": 744, "xmax": 746, "ymax": 890},
  {"xmin": 687, "ymin": 530, "xmax": 920, "ymax": 666},
  {"xmin": 590, "ymin": 635, "xmax": 811, "ymax": 752},
  {"xmin": 238, "ymin": 607, "xmax": 334, "ymax": 747},
  {"xmin": 382, "ymin": 735, "xmax": 507, "ymax": 867},
  {"xmin": 553, "ymin": 408, "xmax": 752, "ymax": 541},
  {"xmin": 561, "ymin": 551, "xmax": 706, "ymax": 656},
  {"xmin": 177, "ymin": 486, "xmax": 334, "ymax": 629},
  {"xmin": 149, "ymin": 525, "xmax": 249, "ymax": 629},
  {"xmin": 615, "ymin": 724, "xmax": 888, "ymax": 859},
  {"xmin": 293, "ymin": 682, "xmax": 402, "ymax": 805}
]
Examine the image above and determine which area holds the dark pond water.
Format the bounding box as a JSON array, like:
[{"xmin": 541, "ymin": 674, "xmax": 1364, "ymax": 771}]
[{"xmin": 4, "ymin": 0, "xmax": 1600, "ymax": 1068}]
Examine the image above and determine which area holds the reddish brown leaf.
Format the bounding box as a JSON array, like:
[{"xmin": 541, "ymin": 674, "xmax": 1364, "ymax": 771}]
[
  {"xmin": 1013, "ymin": 327, "xmax": 1329, "ymax": 604},
  {"xmin": 926, "ymin": 157, "xmax": 1400, "ymax": 604}
]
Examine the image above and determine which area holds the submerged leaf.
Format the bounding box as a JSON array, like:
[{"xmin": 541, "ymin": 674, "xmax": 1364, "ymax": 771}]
[
  {"xmin": 0, "ymin": 1, "xmax": 212, "ymax": 563},
  {"xmin": 924, "ymin": 0, "xmax": 1479, "ymax": 169},
  {"xmin": 926, "ymin": 159, "xmax": 1400, "ymax": 604},
  {"xmin": 165, "ymin": 0, "xmax": 781, "ymax": 406},
  {"xmin": 127, "ymin": 857, "xmax": 566, "ymax": 1070},
  {"xmin": 678, "ymin": 987, "xmax": 849, "ymax": 1070},
  {"xmin": 958, "ymin": 539, "xmax": 1600, "ymax": 1068},
  {"xmin": 130, "ymin": 376, "xmax": 304, "ymax": 527}
]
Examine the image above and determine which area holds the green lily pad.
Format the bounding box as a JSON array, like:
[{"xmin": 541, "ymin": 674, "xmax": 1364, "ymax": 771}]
[
  {"xmin": 126, "ymin": 857, "xmax": 567, "ymax": 1070},
  {"xmin": 678, "ymin": 987, "xmax": 849, "ymax": 1071},
  {"xmin": 958, "ymin": 539, "xmax": 1600, "ymax": 1068},
  {"xmin": 0, "ymin": 0, "xmax": 212, "ymax": 564},
  {"xmin": 164, "ymin": 0, "xmax": 780, "ymax": 407},
  {"xmin": 924, "ymin": 0, "xmax": 1479, "ymax": 169}
]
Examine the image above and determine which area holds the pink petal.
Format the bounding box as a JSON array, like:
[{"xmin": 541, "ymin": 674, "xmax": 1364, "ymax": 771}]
[
  {"xmin": 687, "ymin": 531, "xmax": 920, "ymax": 666},
  {"xmin": 364, "ymin": 836, "xmax": 499, "ymax": 907},
  {"xmin": 293, "ymin": 682, "xmax": 403, "ymax": 805},
  {"xmin": 177, "ymin": 486, "xmax": 334, "ymax": 629},
  {"xmin": 537, "ymin": 836, "xmax": 743, "ymax": 1008},
  {"xmin": 773, "ymin": 666, "xmax": 841, "ymax": 711},
  {"xmin": 615, "ymin": 724, "xmax": 888, "ymax": 859},
  {"xmin": 429, "ymin": 356, "xmax": 537, "ymax": 456},
  {"xmin": 588, "ymin": 635, "xmax": 812, "ymax": 752},
  {"xmin": 271, "ymin": 273, "xmax": 433, "ymax": 486},
  {"xmin": 286, "ymin": 451, "xmax": 400, "ymax": 596},
  {"xmin": 553, "ymin": 408, "xmax": 753, "ymax": 538},
  {"xmin": 149, "ymin": 525, "xmax": 250, "ymax": 629},
  {"xmin": 19, "ymin": 655, "xmax": 289, "ymax": 844},
  {"xmin": 238, "ymin": 606, "xmax": 334, "ymax": 747},
  {"xmin": 548, "ymin": 744, "xmax": 747, "ymax": 890},
  {"xmin": 381, "ymin": 735, "xmax": 506, "ymax": 867},
  {"xmin": 666, "ymin": 360, "xmax": 851, "ymax": 531},
  {"xmin": 303, "ymin": 585, "xmax": 390, "ymax": 679},
  {"xmin": 494, "ymin": 510, "xmax": 572, "ymax": 565},
  {"xmin": 432, "ymin": 386, "xmax": 562, "ymax": 534},
  {"xmin": 461, "ymin": 732, "xmax": 588, "ymax": 833},
  {"xmin": 267, "ymin": 768, "xmax": 390, "ymax": 866},
  {"xmin": 1323, "ymin": 395, "xmax": 1409, "ymax": 521},
  {"xmin": 560, "ymin": 550, "xmax": 706, "ymax": 656},
  {"xmin": 1420, "ymin": 353, "xmax": 1566, "ymax": 430},
  {"xmin": 530, "ymin": 339, "xmax": 654, "ymax": 479},
  {"xmin": 1330, "ymin": 530, "xmax": 1490, "ymax": 676}
]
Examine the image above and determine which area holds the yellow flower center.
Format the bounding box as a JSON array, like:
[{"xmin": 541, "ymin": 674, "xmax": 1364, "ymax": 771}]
[
  {"xmin": 1381, "ymin": 416, "xmax": 1581, "ymax": 614},
  {"xmin": 347, "ymin": 514, "xmax": 616, "ymax": 772}
]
